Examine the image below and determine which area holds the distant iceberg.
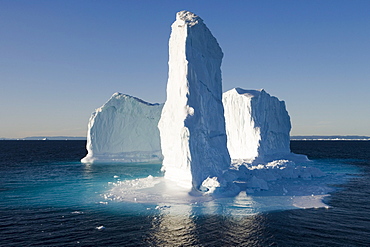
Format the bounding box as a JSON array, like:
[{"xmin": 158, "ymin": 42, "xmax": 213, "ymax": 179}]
[
  {"xmin": 291, "ymin": 135, "xmax": 370, "ymax": 140},
  {"xmin": 81, "ymin": 93, "xmax": 163, "ymax": 163}
]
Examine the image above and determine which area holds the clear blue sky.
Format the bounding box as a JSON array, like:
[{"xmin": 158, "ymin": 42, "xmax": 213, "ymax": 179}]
[{"xmin": 1, "ymin": 0, "xmax": 369, "ymax": 138}]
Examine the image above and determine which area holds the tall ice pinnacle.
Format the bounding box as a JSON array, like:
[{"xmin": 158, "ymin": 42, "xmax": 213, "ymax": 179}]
[{"xmin": 158, "ymin": 11, "xmax": 232, "ymax": 192}]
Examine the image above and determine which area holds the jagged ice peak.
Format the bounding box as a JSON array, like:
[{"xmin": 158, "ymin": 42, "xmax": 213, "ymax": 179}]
[{"xmin": 176, "ymin": 10, "xmax": 203, "ymax": 26}]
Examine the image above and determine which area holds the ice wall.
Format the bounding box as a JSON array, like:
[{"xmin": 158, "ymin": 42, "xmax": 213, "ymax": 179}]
[
  {"xmin": 81, "ymin": 93, "xmax": 163, "ymax": 163},
  {"xmin": 223, "ymin": 88, "xmax": 292, "ymax": 162},
  {"xmin": 158, "ymin": 11, "xmax": 233, "ymax": 192}
]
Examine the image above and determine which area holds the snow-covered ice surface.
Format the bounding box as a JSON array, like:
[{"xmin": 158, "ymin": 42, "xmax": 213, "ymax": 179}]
[
  {"xmin": 81, "ymin": 93, "xmax": 163, "ymax": 163},
  {"xmin": 229, "ymin": 159, "xmax": 326, "ymax": 193},
  {"xmin": 158, "ymin": 11, "xmax": 234, "ymax": 193}
]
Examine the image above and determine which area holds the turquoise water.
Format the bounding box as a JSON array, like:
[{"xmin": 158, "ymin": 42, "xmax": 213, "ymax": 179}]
[{"xmin": 1, "ymin": 140, "xmax": 369, "ymax": 246}]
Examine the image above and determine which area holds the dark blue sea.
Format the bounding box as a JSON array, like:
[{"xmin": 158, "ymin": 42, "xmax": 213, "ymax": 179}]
[{"xmin": 0, "ymin": 140, "xmax": 369, "ymax": 246}]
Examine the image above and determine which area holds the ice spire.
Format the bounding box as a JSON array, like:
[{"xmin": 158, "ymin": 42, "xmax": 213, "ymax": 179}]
[{"xmin": 158, "ymin": 11, "xmax": 235, "ymax": 194}]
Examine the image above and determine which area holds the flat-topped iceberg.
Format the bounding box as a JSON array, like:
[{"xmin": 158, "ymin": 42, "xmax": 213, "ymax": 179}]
[
  {"xmin": 158, "ymin": 11, "xmax": 236, "ymax": 194},
  {"xmin": 81, "ymin": 93, "xmax": 163, "ymax": 163},
  {"xmin": 223, "ymin": 88, "xmax": 294, "ymax": 162}
]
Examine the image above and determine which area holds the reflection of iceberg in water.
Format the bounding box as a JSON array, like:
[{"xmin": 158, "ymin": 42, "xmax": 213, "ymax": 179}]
[
  {"xmin": 148, "ymin": 204, "xmax": 199, "ymax": 246},
  {"xmin": 146, "ymin": 201, "xmax": 273, "ymax": 246}
]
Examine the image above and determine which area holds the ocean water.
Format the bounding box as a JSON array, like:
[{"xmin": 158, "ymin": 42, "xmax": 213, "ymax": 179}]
[{"xmin": 0, "ymin": 140, "xmax": 369, "ymax": 246}]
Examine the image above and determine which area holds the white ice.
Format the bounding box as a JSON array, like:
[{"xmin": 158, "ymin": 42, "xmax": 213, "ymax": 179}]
[
  {"xmin": 223, "ymin": 88, "xmax": 296, "ymax": 162},
  {"xmin": 101, "ymin": 166, "xmax": 335, "ymax": 216},
  {"xmin": 158, "ymin": 11, "xmax": 234, "ymax": 193},
  {"xmin": 81, "ymin": 93, "xmax": 163, "ymax": 163}
]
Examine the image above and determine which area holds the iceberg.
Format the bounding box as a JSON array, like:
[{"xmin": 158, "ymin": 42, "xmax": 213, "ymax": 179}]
[
  {"xmin": 223, "ymin": 88, "xmax": 299, "ymax": 162},
  {"xmin": 81, "ymin": 93, "xmax": 163, "ymax": 163},
  {"xmin": 82, "ymin": 10, "xmax": 325, "ymax": 201},
  {"xmin": 158, "ymin": 11, "xmax": 235, "ymax": 193},
  {"xmin": 222, "ymin": 88, "xmax": 320, "ymax": 193}
]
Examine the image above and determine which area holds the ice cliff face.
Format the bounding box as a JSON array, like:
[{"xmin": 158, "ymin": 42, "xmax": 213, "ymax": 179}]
[
  {"xmin": 223, "ymin": 88, "xmax": 292, "ymax": 162},
  {"xmin": 158, "ymin": 11, "xmax": 234, "ymax": 192},
  {"xmin": 81, "ymin": 93, "xmax": 163, "ymax": 163}
]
